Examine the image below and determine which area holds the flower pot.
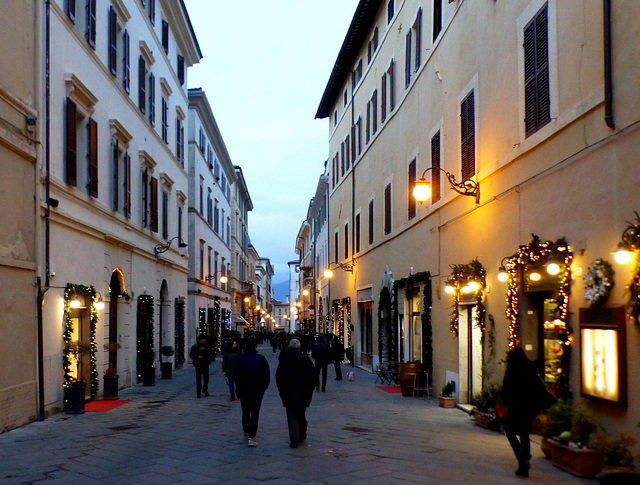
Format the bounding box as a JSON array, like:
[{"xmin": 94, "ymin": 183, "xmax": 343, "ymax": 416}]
[
  {"xmin": 65, "ymin": 384, "xmax": 86, "ymax": 414},
  {"xmin": 103, "ymin": 377, "xmax": 119, "ymax": 400},
  {"xmin": 161, "ymin": 362, "xmax": 173, "ymax": 379},
  {"xmin": 143, "ymin": 367, "xmax": 155, "ymax": 386},
  {"xmin": 473, "ymin": 411, "xmax": 493, "ymax": 429},
  {"xmin": 545, "ymin": 438, "xmax": 604, "ymax": 478},
  {"xmin": 439, "ymin": 396, "xmax": 455, "ymax": 408}
]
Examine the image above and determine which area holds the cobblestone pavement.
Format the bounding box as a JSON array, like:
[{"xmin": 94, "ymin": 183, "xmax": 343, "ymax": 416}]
[{"xmin": 0, "ymin": 344, "xmax": 592, "ymax": 484}]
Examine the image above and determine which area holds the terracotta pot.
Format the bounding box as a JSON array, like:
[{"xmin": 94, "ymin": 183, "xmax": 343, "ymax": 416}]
[
  {"xmin": 439, "ymin": 396, "xmax": 455, "ymax": 408},
  {"xmin": 545, "ymin": 438, "xmax": 604, "ymax": 478},
  {"xmin": 473, "ymin": 411, "xmax": 492, "ymax": 429}
]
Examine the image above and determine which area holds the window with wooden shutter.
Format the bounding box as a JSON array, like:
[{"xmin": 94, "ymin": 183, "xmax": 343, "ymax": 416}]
[
  {"xmin": 381, "ymin": 73, "xmax": 387, "ymax": 123},
  {"xmin": 408, "ymin": 159, "xmax": 416, "ymax": 220},
  {"xmin": 161, "ymin": 97, "xmax": 168, "ymax": 143},
  {"xmin": 112, "ymin": 141, "xmax": 119, "ymax": 210},
  {"xmin": 461, "ymin": 90, "xmax": 475, "ymax": 181},
  {"xmin": 162, "ymin": 191, "xmax": 168, "ymax": 240},
  {"xmin": 67, "ymin": 0, "xmax": 76, "ymax": 23},
  {"xmin": 372, "ymin": 90, "xmax": 378, "ymax": 134},
  {"xmin": 142, "ymin": 169, "xmax": 148, "ymax": 227},
  {"xmin": 87, "ymin": 118, "xmax": 98, "ymax": 197},
  {"xmin": 433, "ymin": 0, "xmax": 442, "ymax": 42},
  {"xmin": 65, "ymin": 98, "xmax": 77, "ymax": 187},
  {"xmin": 148, "ymin": 0, "xmax": 155, "ymax": 25},
  {"xmin": 431, "ymin": 131, "xmax": 441, "ymax": 202},
  {"xmin": 150, "ymin": 176, "xmax": 158, "ymax": 233},
  {"xmin": 108, "ymin": 6, "xmax": 117, "ymax": 75},
  {"xmin": 387, "ymin": 0, "xmax": 394, "ymax": 24},
  {"xmin": 405, "ymin": 30, "xmax": 412, "ymax": 88},
  {"xmin": 344, "ymin": 224, "xmax": 349, "ymax": 260},
  {"xmin": 366, "ymin": 101, "xmax": 371, "ymax": 144},
  {"xmin": 177, "ymin": 54, "xmax": 185, "ymax": 85},
  {"xmin": 162, "ymin": 20, "xmax": 169, "ymax": 54},
  {"xmin": 122, "ymin": 30, "xmax": 130, "ymax": 93},
  {"xmin": 368, "ymin": 200, "xmax": 374, "ymax": 244},
  {"xmin": 176, "ymin": 118, "xmax": 181, "ymax": 162},
  {"xmin": 148, "ymin": 73, "xmax": 155, "ymax": 125},
  {"xmin": 389, "ymin": 59, "xmax": 395, "ymax": 111},
  {"xmin": 384, "ymin": 184, "xmax": 392, "ymax": 235},
  {"xmin": 138, "ymin": 56, "xmax": 146, "ymax": 113},
  {"xmin": 123, "ymin": 152, "xmax": 130, "ymax": 218},
  {"xmin": 334, "ymin": 232, "xmax": 339, "ymax": 263},
  {"xmin": 341, "ymin": 141, "xmax": 345, "ymax": 176},
  {"xmin": 414, "ymin": 8, "xmax": 422, "ymax": 70},
  {"xmin": 355, "ymin": 213, "xmax": 361, "ymax": 253},
  {"xmin": 524, "ymin": 4, "xmax": 550, "ymax": 137},
  {"xmin": 86, "ymin": 0, "xmax": 96, "ymax": 49}
]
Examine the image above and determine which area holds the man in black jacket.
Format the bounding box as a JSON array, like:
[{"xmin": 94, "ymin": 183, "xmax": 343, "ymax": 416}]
[
  {"xmin": 189, "ymin": 335, "xmax": 211, "ymax": 398},
  {"xmin": 311, "ymin": 335, "xmax": 330, "ymax": 391},
  {"xmin": 234, "ymin": 338, "xmax": 270, "ymax": 447},
  {"xmin": 276, "ymin": 339, "xmax": 316, "ymax": 448}
]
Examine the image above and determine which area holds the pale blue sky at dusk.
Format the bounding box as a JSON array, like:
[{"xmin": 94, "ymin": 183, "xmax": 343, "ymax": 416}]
[{"xmin": 184, "ymin": 1, "xmax": 360, "ymax": 286}]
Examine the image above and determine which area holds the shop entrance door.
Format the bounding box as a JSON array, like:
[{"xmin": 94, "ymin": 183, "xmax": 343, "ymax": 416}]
[{"xmin": 457, "ymin": 304, "xmax": 483, "ymax": 403}]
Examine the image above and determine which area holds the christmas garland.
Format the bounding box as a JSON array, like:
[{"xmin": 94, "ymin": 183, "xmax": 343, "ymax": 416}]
[
  {"xmin": 444, "ymin": 259, "xmax": 486, "ymax": 336},
  {"xmin": 584, "ymin": 258, "xmax": 615, "ymax": 307},
  {"xmin": 63, "ymin": 283, "xmax": 99, "ymax": 398}
]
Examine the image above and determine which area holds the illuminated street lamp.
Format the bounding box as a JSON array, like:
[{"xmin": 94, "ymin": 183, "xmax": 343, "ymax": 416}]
[{"xmin": 412, "ymin": 167, "xmax": 479, "ymax": 204}]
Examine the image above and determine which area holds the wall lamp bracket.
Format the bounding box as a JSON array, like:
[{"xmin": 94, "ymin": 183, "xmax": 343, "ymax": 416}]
[
  {"xmin": 154, "ymin": 236, "xmax": 187, "ymax": 257},
  {"xmin": 413, "ymin": 167, "xmax": 480, "ymax": 204}
]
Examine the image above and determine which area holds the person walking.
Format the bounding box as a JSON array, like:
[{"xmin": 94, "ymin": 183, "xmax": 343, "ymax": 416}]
[
  {"xmin": 330, "ymin": 335, "xmax": 345, "ymax": 380},
  {"xmin": 234, "ymin": 338, "xmax": 270, "ymax": 447},
  {"xmin": 222, "ymin": 340, "xmax": 241, "ymax": 401},
  {"xmin": 189, "ymin": 335, "xmax": 212, "ymax": 398},
  {"xmin": 502, "ymin": 346, "xmax": 555, "ymax": 478},
  {"xmin": 276, "ymin": 339, "xmax": 316, "ymax": 448},
  {"xmin": 311, "ymin": 335, "xmax": 330, "ymax": 391}
]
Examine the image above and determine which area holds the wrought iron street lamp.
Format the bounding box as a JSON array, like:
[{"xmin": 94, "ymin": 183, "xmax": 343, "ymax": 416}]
[
  {"xmin": 154, "ymin": 236, "xmax": 187, "ymax": 257},
  {"xmin": 412, "ymin": 167, "xmax": 480, "ymax": 204}
]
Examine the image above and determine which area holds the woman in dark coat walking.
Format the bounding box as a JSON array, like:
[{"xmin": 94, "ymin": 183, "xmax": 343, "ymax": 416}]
[
  {"xmin": 276, "ymin": 339, "xmax": 316, "ymax": 448},
  {"xmin": 502, "ymin": 346, "xmax": 553, "ymax": 477}
]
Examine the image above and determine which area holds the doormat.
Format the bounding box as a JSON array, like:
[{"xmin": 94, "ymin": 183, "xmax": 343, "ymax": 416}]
[
  {"xmin": 86, "ymin": 400, "xmax": 128, "ymax": 412},
  {"xmin": 377, "ymin": 386, "xmax": 402, "ymax": 393}
]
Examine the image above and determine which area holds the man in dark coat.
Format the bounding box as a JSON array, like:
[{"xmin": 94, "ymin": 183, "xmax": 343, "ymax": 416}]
[
  {"xmin": 189, "ymin": 334, "xmax": 212, "ymax": 398},
  {"xmin": 234, "ymin": 338, "xmax": 270, "ymax": 447},
  {"xmin": 311, "ymin": 335, "xmax": 330, "ymax": 391},
  {"xmin": 276, "ymin": 339, "xmax": 316, "ymax": 448},
  {"xmin": 330, "ymin": 335, "xmax": 345, "ymax": 380}
]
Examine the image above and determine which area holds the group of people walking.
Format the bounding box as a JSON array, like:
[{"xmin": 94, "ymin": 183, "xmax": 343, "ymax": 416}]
[{"xmin": 190, "ymin": 334, "xmax": 344, "ymax": 448}]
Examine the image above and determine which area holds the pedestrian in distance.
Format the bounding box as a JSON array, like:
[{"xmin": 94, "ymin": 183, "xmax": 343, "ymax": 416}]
[
  {"xmin": 276, "ymin": 338, "xmax": 316, "ymax": 448},
  {"xmin": 330, "ymin": 335, "xmax": 345, "ymax": 380},
  {"xmin": 189, "ymin": 334, "xmax": 212, "ymax": 398},
  {"xmin": 222, "ymin": 340, "xmax": 241, "ymax": 401},
  {"xmin": 234, "ymin": 337, "xmax": 270, "ymax": 447},
  {"xmin": 310, "ymin": 334, "xmax": 330, "ymax": 392},
  {"xmin": 502, "ymin": 346, "xmax": 556, "ymax": 478}
]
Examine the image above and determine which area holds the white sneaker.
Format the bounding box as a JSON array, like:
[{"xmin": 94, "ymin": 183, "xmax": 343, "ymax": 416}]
[{"xmin": 248, "ymin": 438, "xmax": 258, "ymax": 447}]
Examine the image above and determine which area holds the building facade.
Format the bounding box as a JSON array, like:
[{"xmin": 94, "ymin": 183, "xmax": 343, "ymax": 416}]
[
  {"xmin": 187, "ymin": 88, "xmax": 234, "ymax": 352},
  {"xmin": 316, "ymin": 0, "xmax": 640, "ymax": 433}
]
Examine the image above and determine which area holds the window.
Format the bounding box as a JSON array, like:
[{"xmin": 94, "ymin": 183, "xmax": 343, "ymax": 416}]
[
  {"xmin": 138, "ymin": 56, "xmax": 146, "ymax": 114},
  {"xmin": 405, "ymin": 29, "xmax": 412, "ymax": 88},
  {"xmin": 334, "ymin": 110, "xmax": 337, "ymax": 126},
  {"xmin": 108, "ymin": 6, "xmax": 118, "ymax": 75},
  {"xmin": 206, "ymin": 190, "xmax": 212, "ymax": 225},
  {"xmin": 356, "ymin": 117, "xmax": 362, "ymax": 155},
  {"xmin": 161, "ymin": 97, "xmax": 168, "ymax": 143},
  {"xmin": 111, "ymin": 140, "xmax": 130, "ymax": 216},
  {"xmin": 162, "ymin": 191, "xmax": 169, "ymax": 239},
  {"xmin": 344, "ymin": 223, "xmax": 349, "ymax": 260},
  {"xmin": 355, "ymin": 59, "xmax": 363, "ymax": 85},
  {"xmin": 199, "ymin": 242, "xmax": 204, "ymax": 280},
  {"xmin": 148, "ymin": 72, "xmax": 155, "ymax": 125},
  {"xmin": 175, "ymin": 117, "xmax": 184, "ymax": 165},
  {"xmin": 334, "ymin": 231, "xmax": 339, "ymax": 263},
  {"xmin": 431, "ymin": 131, "xmax": 441, "ymax": 202},
  {"xmin": 199, "ymin": 127, "xmax": 205, "ymax": 152},
  {"xmin": 368, "ymin": 200, "xmax": 374, "ymax": 245},
  {"xmin": 86, "ymin": 0, "xmax": 96, "ymax": 49},
  {"xmin": 66, "ymin": 0, "xmax": 76, "ymax": 22},
  {"xmin": 177, "ymin": 204, "xmax": 183, "ymax": 240},
  {"xmin": 161, "ymin": 20, "xmax": 169, "ymax": 54},
  {"xmin": 381, "ymin": 73, "xmax": 387, "ymax": 123},
  {"xmin": 142, "ymin": 169, "xmax": 149, "ymax": 227},
  {"xmin": 355, "ymin": 213, "xmax": 361, "ymax": 253},
  {"xmin": 214, "ymin": 201, "xmax": 220, "ymax": 233},
  {"xmin": 177, "ymin": 54, "xmax": 185, "ymax": 85},
  {"xmin": 408, "ymin": 159, "xmax": 416, "ymax": 220},
  {"xmin": 148, "ymin": 0, "xmax": 155, "ymax": 25},
  {"xmin": 65, "ymin": 97, "xmax": 98, "ymax": 197},
  {"xmin": 366, "ymin": 101, "xmax": 371, "ymax": 144},
  {"xmin": 388, "ymin": 60, "xmax": 396, "ymax": 111},
  {"xmin": 371, "ymin": 90, "xmax": 378, "ymax": 135},
  {"xmin": 384, "ymin": 184, "xmax": 392, "ymax": 235},
  {"xmin": 524, "ymin": 4, "xmax": 550, "ymax": 137},
  {"xmin": 461, "ymin": 90, "xmax": 475, "ymax": 181},
  {"xmin": 413, "ymin": 8, "xmax": 422, "ymax": 71},
  {"xmin": 199, "ymin": 177, "xmax": 203, "ymax": 214},
  {"xmin": 341, "ymin": 141, "xmax": 345, "ymax": 176},
  {"xmin": 345, "ymin": 134, "xmax": 350, "ymax": 170},
  {"xmin": 387, "ymin": 0, "xmax": 394, "ymax": 24},
  {"xmin": 344, "ymin": 89, "xmax": 348, "ymax": 107},
  {"xmin": 150, "ymin": 176, "xmax": 158, "ymax": 232},
  {"xmin": 433, "ymin": 0, "xmax": 442, "ymax": 42},
  {"xmin": 122, "ymin": 30, "xmax": 130, "ymax": 93}
]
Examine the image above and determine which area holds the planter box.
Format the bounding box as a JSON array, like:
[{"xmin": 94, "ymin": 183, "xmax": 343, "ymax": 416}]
[
  {"xmin": 161, "ymin": 362, "xmax": 173, "ymax": 379},
  {"xmin": 439, "ymin": 396, "xmax": 455, "ymax": 408},
  {"xmin": 598, "ymin": 468, "xmax": 640, "ymax": 485},
  {"xmin": 103, "ymin": 377, "xmax": 119, "ymax": 400},
  {"xmin": 545, "ymin": 438, "xmax": 604, "ymax": 478},
  {"xmin": 143, "ymin": 367, "xmax": 156, "ymax": 386},
  {"xmin": 65, "ymin": 385, "xmax": 86, "ymax": 414}
]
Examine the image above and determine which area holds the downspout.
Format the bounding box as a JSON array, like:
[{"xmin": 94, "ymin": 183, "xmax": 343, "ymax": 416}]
[
  {"xmin": 603, "ymin": 0, "xmax": 614, "ymax": 129},
  {"xmin": 37, "ymin": 0, "xmax": 52, "ymax": 422}
]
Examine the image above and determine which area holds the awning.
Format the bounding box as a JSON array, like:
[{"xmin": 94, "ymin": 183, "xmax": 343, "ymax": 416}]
[{"xmin": 233, "ymin": 316, "xmax": 250, "ymax": 326}]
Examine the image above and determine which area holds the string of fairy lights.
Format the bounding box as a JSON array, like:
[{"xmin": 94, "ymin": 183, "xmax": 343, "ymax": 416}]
[{"xmin": 443, "ymin": 259, "xmax": 486, "ymax": 336}]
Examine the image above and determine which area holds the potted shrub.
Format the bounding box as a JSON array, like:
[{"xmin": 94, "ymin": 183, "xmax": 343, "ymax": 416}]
[
  {"xmin": 160, "ymin": 346, "xmax": 174, "ymax": 379},
  {"xmin": 140, "ymin": 349, "xmax": 156, "ymax": 386},
  {"xmin": 64, "ymin": 340, "xmax": 92, "ymax": 414},
  {"xmin": 439, "ymin": 381, "xmax": 456, "ymax": 408},
  {"xmin": 470, "ymin": 386, "xmax": 504, "ymax": 431},
  {"xmin": 103, "ymin": 368, "xmax": 119, "ymax": 400}
]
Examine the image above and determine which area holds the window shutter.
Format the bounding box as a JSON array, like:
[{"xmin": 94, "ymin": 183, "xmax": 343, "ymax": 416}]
[
  {"xmin": 384, "ymin": 184, "xmax": 392, "ymax": 235},
  {"xmin": 86, "ymin": 0, "xmax": 96, "ymax": 49},
  {"xmin": 176, "ymin": 119, "xmax": 181, "ymax": 161},
  {"xmin": 149, "ymin": 0, "xmax": 155, "ymax": 25},
  {"xmin": 366, "ymin": 101, "xmax": 371, "ymax": 143},
  {"xmin": 433, "ymin": 0, "xmax": 442, "ymax": 41},
  {"xmin": 67, "ymin": 0, "xmax": 76, "ymax": 22},
  {"xmin": 524, "ymin": 5, "xmax": 550, "ymax": 136},
  {"xmin": 405, "ymin": 30, "xmax": 412, "ymax": 88},
  {"xmin": 355, "ymin": 214, "xmax": 361, "ymax": 253},
  {"xmin": 334, "ymin": 232, "xmax": 339, "ymax": 263},
  {"xmin": 408, "ymin": 159, "xmax": 416, "ymax": 219},
  {"xmin": 389, "ymin": 59, "xmax": 395, "ymax": 111},
  {"xmin": 122, "ymin": 30, "xmax": 130, "ymax": 93},
  {"xmin": 138, "ymin": 56, "xmax": 146, "ymax": 113},
  {"xmin": 372, "ymin": 90, "xmax": 378, "ymax": 134},
  {"xmin": 112, "ymin": 140, "xmax": 119, "ymax": 210},
  {"xmin": 431, "ymin": 131, "xmax": 441, "ymax": 202},
  {"xmin": 150, "ymin": 176, "xmax": 158, "ymax": 233},
  {"xmin": 142, "ymin": 169, "xmax": 148, "ymax": 227},
  {"xmin": 108, "ymin": 6, "xmax": 117, "ymax": 75},
  {"xmin": 149, "ymin": 73, "xmax": 155, "ymax": 125},
  {"xmin": 88, "ymin": 118, "xmax": 98, "ymax": 197},
  {"xmin": 415, "ymin": 8, "xmax": 422, "ymax": 70},
  {"xmin": 461, "ymin": 91, "xmax": 475, "ymax": 181},
  {"xmin": 368, "ymin": 200, "xmax": 374, "ymax": 244},
  {"xmin": 162, "ymin": 192, "xmax": 168, "ymax": 240},
  {"xmin": 381, "ymin": 73, "xmax": 387, "ymax": 122},
  {"xmin": 162, "ymin": 20, "xmax": 169, "ymax": 54},
  {"xmin": 65, "ymin": 98, "xmax": 77, "ymax": 186},
  {"xmin": 177, "ymin": 54, "xmax": 185, "ymax": 85},
  {"xmin": 344, "ymin": 224, "xmax": 349, "ymax": 259},
  {"xmin": 124, "ymin": 152, "xmax": 131, "ymax": 218}
]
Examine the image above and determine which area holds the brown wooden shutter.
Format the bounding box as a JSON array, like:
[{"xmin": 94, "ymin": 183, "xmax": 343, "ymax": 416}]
[
  {"xmin": 461, "ymin": 90, "xmax": 475, "ymax": 181},
  {"xmin": 150, "ymin": 176, "xmax": 158, "ymax": 233},
  {"xmin": 431, "ymin": 131, "xmax": 441, "ymax": 202},
  {"xmin": 108, "ymin": 6, "xmax": 117, "ymax": 75},
  {"xmin": 65, "ymin": 98, "xmax": 77, "ymax": 187},
  {"xmin": 389, "ymin": 59, "xmax": 395, "ymax": 111},
  {"xmin": 88, "ymin": 118, "xmax": 98, "ymax": 197}
]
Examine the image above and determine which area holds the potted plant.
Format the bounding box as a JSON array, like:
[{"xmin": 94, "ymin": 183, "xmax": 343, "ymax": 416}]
[
  {"xmin": 470, "ymin": 385, "xmax": 504, "ymax": 431},
  {"xmin": 591, "ymin": 431, "xmax": 640, "ymax": 484},
  {"xmin": 140, "ymin": 349, "xmax": 156, "ymax": 386},
  {"xmin": 160, "ymin": 346, "xmax": 174, "ymax": 379},
  {"xmin": 64, "ymin": 340, "xmax": 92, "ymax": 414},
  {"xmin": 103, "ymin": 368, "xmax": 119, "ymax": 400},
  {"xmin": 439, "ymin": 381, "xmax": 456, "ymax": 408}
]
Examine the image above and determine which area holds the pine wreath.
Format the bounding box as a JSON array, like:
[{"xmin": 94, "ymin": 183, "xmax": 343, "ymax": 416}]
[{"xmin": 584, "ymin": 258, "xmax": 615, "ymax": 306}]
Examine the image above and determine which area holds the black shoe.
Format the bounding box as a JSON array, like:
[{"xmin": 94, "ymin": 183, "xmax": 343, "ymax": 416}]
[
  {"xmin": 515, "ymin": 467, "xmax": 529, "ymax": 477},
  {"xmin": 289, "ymin": 442, "xmax": 298, "ymax": 448}
]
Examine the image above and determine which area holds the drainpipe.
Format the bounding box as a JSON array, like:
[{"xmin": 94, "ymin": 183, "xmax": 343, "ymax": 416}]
[
  {"xmin": 36, "ymin": 0, "xmax": 52, "ymax": 422},
  {"xmin": 603, "ymin": 0, "xmax": 614, "ymax": 129}
]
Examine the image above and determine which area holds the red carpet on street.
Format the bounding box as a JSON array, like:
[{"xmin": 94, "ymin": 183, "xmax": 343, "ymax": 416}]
[
  {"xmin": 86, "ymin": 400, "xmax": 128, "ymax": 412},
  {"xmin": 377, "ymin": 386, "xmax": 402, "ymax": 393}
]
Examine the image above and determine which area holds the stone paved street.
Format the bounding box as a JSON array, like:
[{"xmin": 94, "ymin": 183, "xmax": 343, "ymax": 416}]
[{"xmin": 0, "ymin": 345, "xmax": 591, "ymax": 484}]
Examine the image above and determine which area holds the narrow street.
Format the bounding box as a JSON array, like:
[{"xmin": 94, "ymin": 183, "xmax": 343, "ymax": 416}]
[{"xmin": 0, "ymin": 345, "xmax": 591, "ymax": 484}]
